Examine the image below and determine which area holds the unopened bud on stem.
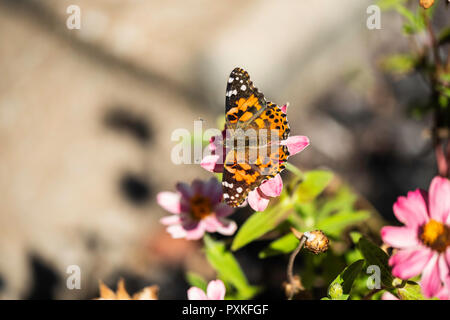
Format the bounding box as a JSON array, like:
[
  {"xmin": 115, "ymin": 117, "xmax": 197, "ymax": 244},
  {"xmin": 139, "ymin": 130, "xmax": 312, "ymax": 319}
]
[{"xmin": 291, "ymin": 228, "xmax": 329, "ymax": 254}]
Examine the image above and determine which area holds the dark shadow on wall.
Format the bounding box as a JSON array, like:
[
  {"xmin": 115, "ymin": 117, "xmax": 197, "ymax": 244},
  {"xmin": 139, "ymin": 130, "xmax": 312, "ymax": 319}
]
[
  {"xmin": 119, "ymin": 172, "xmax": 152, "ymax": 207},
  {"xmin": 103, "ymin": 107, "xmax": 153, "ymax": 145},
  {"xmin": 26, "ymin": 254, "xmax": 61, "ymax": 300}
]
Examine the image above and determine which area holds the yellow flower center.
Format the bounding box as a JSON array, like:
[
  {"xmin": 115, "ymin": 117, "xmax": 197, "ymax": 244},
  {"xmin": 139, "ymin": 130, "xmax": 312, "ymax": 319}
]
[
  {"xmin": 420, "ymin": 219, "xmax": 450, "ymax": 252},
  {"xmin": 189, "ymin": 194, "xmax": 212, "ymax": 220}
]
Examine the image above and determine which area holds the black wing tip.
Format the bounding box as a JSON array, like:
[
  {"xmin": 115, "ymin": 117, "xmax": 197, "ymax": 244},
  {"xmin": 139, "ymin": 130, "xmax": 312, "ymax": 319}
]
[{"xmin": 230, "ymin": 67, "xmax": 249, "ymax": 76}]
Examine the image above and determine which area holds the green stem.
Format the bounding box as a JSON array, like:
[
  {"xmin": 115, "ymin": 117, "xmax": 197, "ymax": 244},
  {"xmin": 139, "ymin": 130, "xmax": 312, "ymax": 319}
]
[
  {"xmin": 286, "ymin": 235, "xmax": 307, "ymax": 300},
  {"xmin": 285, "ymin": 163, "xmax": 304, "ymax": 179}
]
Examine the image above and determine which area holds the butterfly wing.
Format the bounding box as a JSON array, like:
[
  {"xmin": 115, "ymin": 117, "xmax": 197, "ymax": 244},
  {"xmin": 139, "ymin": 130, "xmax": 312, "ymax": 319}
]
[
  {"xmin": 222, "ymin": 67, "xmax": 291, "ymax": 207},
  {"xmin": 225, "ymin": 67, "xmax": 267, "ymax": 130}
]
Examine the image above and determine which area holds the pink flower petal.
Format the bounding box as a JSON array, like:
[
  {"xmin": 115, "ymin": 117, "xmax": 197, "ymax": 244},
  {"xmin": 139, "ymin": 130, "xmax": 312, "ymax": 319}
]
[
  {"xmin": 157, "ymin": 192, "xmax": 181, "ymax": 214},
  {"xmin": 202, "ymin": 216, "xmax": 222, "ymax": 233},
  {"xmin": 421, "ymin": 253, "xmax": 441, "ymax": 298},
  {"xmin": 259, "ymin": 175, "xmax": 283, "ymax": 197},
  {"xmin": 160, "ymin": 215, "xmax": 180, "ymax": 226},
  {"xmin": 247, "ymin": 189, "xmax": 270, "ymax": 212},
  {"xmin": 214, "ymin": 203, "xmax": 234, "ymax": 217},
  {"xmin": 204, "ymin": 178, "xmax": 222, "ymax": 204},
  {"xmin": 390, "ymin": 248, "xmax": 433, "ymax": 279},
  {"xmin": 208, "ymin": 132, "xmax": 224, "ymax": 152},
  {"xmin": 381, "ymin": 292, "xmax": 399, "ymax": 300},
  {"xmin": 187, "ymin": 287, "xmax": 208, "ymax": 300},
  {"xmin": 436, "ymin": 286, "xmax": 449, "ymax": 300},
  {"xmin": 216, "ymin": 218, "xmax": 237, "ymax": 236},
  {"xmin": 381, "ymin": 226, "xmax": 420, "ymax": 248},
  {"xmin": 208, "ymin": 136, "xmax": 218, "ymax": 152},
  {"xmin": 393, "ymin": 189, "xmax": 429, "ymax": 228},
  {"xmin": 185, "ymin": 223, "xmax": 206, "ymax": 240},
  {"xmin": 446, "ymin": 247, "xmax": 450, "ymax": 268},
  {"xmin": 438, "ymin": 253, "xmax": 450, "ymax": 290},
  {"xmin": 201, "ymin": 155, "xmax": 223, "ymax": 173},
  {"xmin": 282, "ymin": 135, "xmax": 310, "ymax": 156},
  {"xmin": 206, "ymin": 280, "xmax": 226, "ymax": 300},
  {"xmin": 176, "ymin": 182, "xmax": 194, "ymax": 199},
  {"xmin": 166, "ymin": 224, "xmax": 187, "ymax": 239},
  {"xmin": 429, "ymin": 176, "xmax": 450, "ymax": 223}
]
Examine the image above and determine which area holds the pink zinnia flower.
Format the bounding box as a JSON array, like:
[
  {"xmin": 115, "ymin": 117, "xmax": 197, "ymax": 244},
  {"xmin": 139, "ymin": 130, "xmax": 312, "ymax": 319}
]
[
  {"xmin": 381, "ymin": 176, "xmax": 450, "ymax": 299},
  {"xmin": 187, "ymin": 279, "xmax": 226, "ymax": 300},
  {"xmin": 158, "ymin": 178, "xmax": 236, "ymax": 240},
  {"xmin": 200, "ymin": 104, "xmax": 309, "ymax": 211}
]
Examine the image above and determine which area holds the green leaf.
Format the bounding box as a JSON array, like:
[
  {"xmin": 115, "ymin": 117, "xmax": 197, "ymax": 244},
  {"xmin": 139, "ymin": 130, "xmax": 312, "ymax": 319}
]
[
  {"xmin": 395, "ymin": 5, "xmax": 417, "ymax": 27},
  {"xmin": 439, "ymin": 95, "xmax": 449, "ymax": 109},
  {"xmin": 380, "ymin": 54, "xmax": 417, "ymax": 75},
  {"xmin": 185, "ymin": 272, "xmax": 207, "ymax": 292},
  {"xmin": 293, "ymin": 201, "xmax": 316, "ymax": 220},
  {"xmin": 358, "ymin": 237, "xmax": 394, "ymax": 288},
  {"xmin": 258, "ymin": 233, "xmax": 299, "ymax": 258},
  {"xmin": 231, "ymin": 201, "xmax": 293, "ymax": 251},
  {"xmin": 439, "ymin": 27, "xmax": 450, "ymax": 45},
  {"xmin": 327, "ymin": 260, "xmax": 364, "ymax": 300},
  {"xmin": 376, "ymin": 0, "xmax": 407, "ymax": 10},
  {"xmin": 293, "ymin": 170, "xmax": 333, "ymax": 203},
  {"xmin": 316, "ymin": 210, "xmax": 370, "ymax": 237},
  {"xmin": 316, "ymin": 186, "xmax": 357, "ymax": 220},
  {"xmin": 204, "ymin": 235, "xmax": 259, "ymax": 299},
  {"xmin": 349, "ymin": 231, "xmax": 363, "ymax": 244},
  {"xmin": 397, "ymin": 281, "xmax": 427, "ymax": 300},
  {"xmin": 439, "ymin": 72, "xmax": 450, "ymax": 83},
  {"xmin": 346, "ymin": 248, "xmax": 364, "ymax": 265}
]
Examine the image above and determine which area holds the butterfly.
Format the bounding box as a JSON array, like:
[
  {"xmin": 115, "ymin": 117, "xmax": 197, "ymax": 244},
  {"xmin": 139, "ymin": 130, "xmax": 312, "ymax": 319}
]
[{"xmin": 222, "ymin": 67, "xmax": 290, "ymax": 207}]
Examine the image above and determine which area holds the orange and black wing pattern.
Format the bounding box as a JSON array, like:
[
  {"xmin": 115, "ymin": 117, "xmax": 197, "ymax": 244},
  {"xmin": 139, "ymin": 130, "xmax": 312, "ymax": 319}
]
[{"xmin": 222, "ymin": 67, "xmax": 290, "ymax": 207}]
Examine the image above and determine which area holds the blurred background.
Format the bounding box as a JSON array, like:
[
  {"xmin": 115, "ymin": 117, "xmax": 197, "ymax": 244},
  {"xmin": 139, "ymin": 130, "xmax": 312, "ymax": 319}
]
[{"xmin": 0, "ymin": 0, "xmax": 447, "ymax": 299}]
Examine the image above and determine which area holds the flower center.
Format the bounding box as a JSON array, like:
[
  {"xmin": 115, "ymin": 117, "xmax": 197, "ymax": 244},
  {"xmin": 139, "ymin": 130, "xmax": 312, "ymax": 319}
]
[
  {"xmin": 420, "ymin": 219, "xmax": 450, "ymax": 252},
  {"xmin": 189, "ymin": 194, "xmax": 212, "ymax": 220}
]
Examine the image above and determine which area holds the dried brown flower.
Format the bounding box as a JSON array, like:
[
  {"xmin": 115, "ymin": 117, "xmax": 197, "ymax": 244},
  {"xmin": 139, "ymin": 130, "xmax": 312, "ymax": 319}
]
[
  {"xmin": 96, "ymin": 278, "xmax": 159, "ymax": 300},
  {"xmin": 420, "ymin": 0, "xmax": 434, "ymax": 9}
]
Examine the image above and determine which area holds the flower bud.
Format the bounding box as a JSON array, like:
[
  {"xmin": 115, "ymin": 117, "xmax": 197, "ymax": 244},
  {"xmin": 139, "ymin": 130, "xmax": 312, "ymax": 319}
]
[
  {"xmin": 328, "ymin": 282, "xmax": 343, "ymax": 299},
  {"xmin": 304, "ymin": 230, "xmax": 329, "ymax": 254}
]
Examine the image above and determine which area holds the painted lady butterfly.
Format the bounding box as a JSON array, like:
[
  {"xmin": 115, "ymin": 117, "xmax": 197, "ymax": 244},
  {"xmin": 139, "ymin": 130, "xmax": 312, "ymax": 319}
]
[{"xmin": 222, "ymin": 67, "xmax": 290, "ymax": 207}]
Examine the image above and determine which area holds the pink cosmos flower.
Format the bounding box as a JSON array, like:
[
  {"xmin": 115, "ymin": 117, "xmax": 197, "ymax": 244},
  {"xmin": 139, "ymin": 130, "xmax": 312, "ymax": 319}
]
[
  {"xmin": 381, "ymin": 176, "xmax": 450, "ymax": 299},
  {"xmin": 187, "ymin": 279, "xmax": 226, "ymax": 300},
  {"xmin": 200, "ymin": 104, "xmax": 310, "ymax": 211},
  {"xmin": 381, "ymin": 292, "xmax": 399, "ymax": 300},
  {"xmin": 158, "ymin": 178, "xmax": 236, "ymax": 240}
]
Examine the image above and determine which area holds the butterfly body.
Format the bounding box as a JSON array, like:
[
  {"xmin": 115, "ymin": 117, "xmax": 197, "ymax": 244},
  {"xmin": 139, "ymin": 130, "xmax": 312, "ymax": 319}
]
[{"xmin": 222, "ymin": 67, "xmax": 290, "ymax": 207}]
